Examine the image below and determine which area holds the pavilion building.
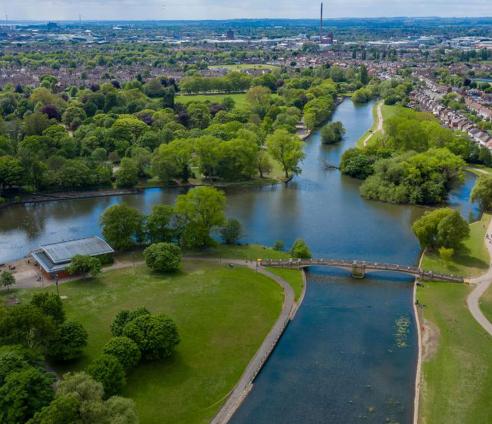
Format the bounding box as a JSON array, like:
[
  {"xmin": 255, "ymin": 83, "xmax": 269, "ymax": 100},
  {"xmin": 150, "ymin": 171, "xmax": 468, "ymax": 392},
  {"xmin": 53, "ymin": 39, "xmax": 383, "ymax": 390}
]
[{"xmin": 31, "ymin": 236, "xmax": 114, "ymax": 279}]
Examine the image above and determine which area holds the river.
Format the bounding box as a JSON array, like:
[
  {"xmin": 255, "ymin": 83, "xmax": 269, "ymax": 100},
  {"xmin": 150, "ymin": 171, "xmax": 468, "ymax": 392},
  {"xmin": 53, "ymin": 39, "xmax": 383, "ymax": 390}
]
[{"xmin": 0, "ymin": 99, "xmax": 479, "ymax": 423}]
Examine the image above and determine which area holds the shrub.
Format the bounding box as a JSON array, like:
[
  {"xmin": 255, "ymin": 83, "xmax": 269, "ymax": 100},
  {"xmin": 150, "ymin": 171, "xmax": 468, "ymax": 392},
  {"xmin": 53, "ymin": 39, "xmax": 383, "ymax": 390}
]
[
  {"xmin": 273, "ymin": 240, "xmax": 284, "ymax": 251},
  {"xmin": 439, "ymin": 247, "xmax": 454, "ymax": 262},
  {"xmin": 30, "ymin": 292, "xmax": 65, "ymax": 324},
  {"xmin": 111, "ymin": 308, "xmax": 150, "ymax": 337},
  {"xmin": 123, "ymin": 314, "xmax": 180, "ymax": 361},
  {"xmin": 0, "ymin": 366, "xmax": 55, "ymax": 423},
  {"xmin": 320, "ymin": 121, "xmax": 345, "ymax": 144},
  {"xmin": 48, "ymin": 321, "xmax": 88, "ymax": 362},
  {"xmin": 30, "ymin": 372, "xmax": 138, "ymax": 424},
  {"xmin": 88, "ymin": 355, "xmax": 126, "ymax": 397},
  {"xmin": 220, "ymin": 219, "xmax": 243, "ymax": 245},
  {"xmin": 103, "ymin": 337, "xmax": 141, "ymax": 371},
  {"xmin": 66, "ymin": 255, "xmax": 102, "ymax": 278},
  {"xmin": 143, "ymin": 242, "xmax": 182, "ymax": 273},
  {"xmin": 290, "ymin": 239, "xmax": 312, "ymax": 259},
  {"xmin": 0, "ymin": 271, "xmax": 16, "ymax": 292}
]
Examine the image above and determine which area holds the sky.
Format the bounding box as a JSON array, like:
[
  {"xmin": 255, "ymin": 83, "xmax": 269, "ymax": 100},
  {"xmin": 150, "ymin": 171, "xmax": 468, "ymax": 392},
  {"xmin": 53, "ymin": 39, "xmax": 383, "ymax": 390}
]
[{"xmin": 3, "ymin": 0, "xmax": 492, "ymax": 21}]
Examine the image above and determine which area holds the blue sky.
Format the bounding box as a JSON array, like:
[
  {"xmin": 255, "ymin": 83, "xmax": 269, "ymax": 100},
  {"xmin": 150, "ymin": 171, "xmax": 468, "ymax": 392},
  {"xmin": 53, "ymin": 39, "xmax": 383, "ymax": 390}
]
[{"xmin": 5, "ymin": 0, "xmax": 492, "ymax": 21}]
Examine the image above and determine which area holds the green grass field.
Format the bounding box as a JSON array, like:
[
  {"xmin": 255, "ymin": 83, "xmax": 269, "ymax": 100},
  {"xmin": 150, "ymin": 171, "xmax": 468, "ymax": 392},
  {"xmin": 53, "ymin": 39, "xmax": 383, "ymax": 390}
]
[
  {"xmin": 417, "ymin": 282, "xmax": 492, "ymax": 424},
  {"xmin": 188, "ymin": 243, "xmax": 292, "ymax": 261},
  {"xmin": 267, "ymin": 267, "xmax": 304, "ymax": 301},
  {"xmin": 175, "ymin": 93, "xmax": 247, "ymax": 108},
  {"xmin": 208, "ymin": 64, "xmax": 279, "ymax": 72},
  {"xmin": 3, "ymin": 260, "xmax": 285, "ymax": 424},
  {"xmin": 421, "ymin": 213, "xmax": 491, "ymax": 277}
]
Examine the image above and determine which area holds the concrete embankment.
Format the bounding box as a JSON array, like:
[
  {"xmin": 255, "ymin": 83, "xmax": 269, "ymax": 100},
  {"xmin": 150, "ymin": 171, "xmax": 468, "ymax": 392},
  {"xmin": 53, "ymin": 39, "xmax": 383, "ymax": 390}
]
[{"xmin": 210, "ymin": 261, "xmax": 299, "ymax": 424}]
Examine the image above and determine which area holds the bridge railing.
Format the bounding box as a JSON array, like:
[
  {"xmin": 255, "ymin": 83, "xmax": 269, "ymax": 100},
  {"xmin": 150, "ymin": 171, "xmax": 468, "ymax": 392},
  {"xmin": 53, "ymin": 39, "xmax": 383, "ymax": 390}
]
[{"xmin": 257, "ymin": 258, "xmax": 464, "ymax": 283}]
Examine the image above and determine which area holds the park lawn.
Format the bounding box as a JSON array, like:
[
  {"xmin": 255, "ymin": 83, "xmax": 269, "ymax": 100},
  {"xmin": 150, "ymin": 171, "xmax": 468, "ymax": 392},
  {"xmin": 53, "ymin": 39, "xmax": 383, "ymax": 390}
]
[
  {"xmin": 208, "ymin": 64, "xmax": 279, "ymax": 71},
  {"xmin": 4, "ymin": 261, "xmax": 284, "ymax": 424},
  {"xmin": 187, "ymin": 245, "xmax": 304, "ymax": 300},
  {"xmin": 266, "ymin": 267, "xmax": 304, "ymax": 301},
  {"xmin": 381, "ymin": 103, "xmax": 399, "ymax": 120},
  {"xmin": 175, "ymin": 93, "xmax": 247, "ymax": 108},
  {"xmin": 417, "ymin": 282, "xmax": 492, "ymax": 424},
  {"xmin": 421, "ymin": 213, "xmax": 491, "ymax": 277},
  {"xmin": 188, "ymin": 243, "xmax": 291, "ymax": 261}
]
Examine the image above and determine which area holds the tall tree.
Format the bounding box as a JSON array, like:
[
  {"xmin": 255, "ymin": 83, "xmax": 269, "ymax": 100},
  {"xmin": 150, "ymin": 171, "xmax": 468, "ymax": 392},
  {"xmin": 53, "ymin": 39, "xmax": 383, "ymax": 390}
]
[
  {"xmin": 266, "ymin": 129, "xmax": 305, "ymax": 179},
  {"xmin": 145, "ymin": 204, "xmax": 176, "ymax": 244},
  {"xmin": 0, "ymin": 366, "xmax": 54, "ymax": 424},
  {"xmin": 100, "ymin": 204, "xmax": 143, "ymax": 250},
  {"xmin": 471, "ymin": 175, "xmax": 492, "ymax": 211},
  {"xmin": 175, "ymin": 186, "xmax": 226, "ymax": 248},
  {"xmin": 0, "ymin": 271, "xmax": 15, "ymax": 292}
]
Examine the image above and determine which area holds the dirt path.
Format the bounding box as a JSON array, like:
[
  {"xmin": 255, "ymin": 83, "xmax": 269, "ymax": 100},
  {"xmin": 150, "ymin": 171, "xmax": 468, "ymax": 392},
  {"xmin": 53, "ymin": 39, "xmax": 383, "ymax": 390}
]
[
  {"xmin": 362, "ymin": 101, "xmax": 384, "ymax": 147},
  {"xmin": 467, "ymin": 219, "xmax": 492, "ymax": 336}
]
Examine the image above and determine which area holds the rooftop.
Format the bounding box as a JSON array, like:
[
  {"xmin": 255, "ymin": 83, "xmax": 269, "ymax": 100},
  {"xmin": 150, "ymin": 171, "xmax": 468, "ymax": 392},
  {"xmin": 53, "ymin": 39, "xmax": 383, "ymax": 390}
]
[
  {"xmin": 41, "ymin": 236, "xmax": 113, "ymax": 264},
  {"xmin": 31, "ymin": 236, "xmax": 114, "ymax": 275}
]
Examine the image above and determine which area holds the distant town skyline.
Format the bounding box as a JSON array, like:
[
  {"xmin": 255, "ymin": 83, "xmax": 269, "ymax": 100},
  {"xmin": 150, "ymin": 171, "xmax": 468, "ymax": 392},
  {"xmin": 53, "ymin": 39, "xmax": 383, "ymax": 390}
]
[{"xmin": 4, "ymin": 0, "xmax": 492, "ymax": 21}]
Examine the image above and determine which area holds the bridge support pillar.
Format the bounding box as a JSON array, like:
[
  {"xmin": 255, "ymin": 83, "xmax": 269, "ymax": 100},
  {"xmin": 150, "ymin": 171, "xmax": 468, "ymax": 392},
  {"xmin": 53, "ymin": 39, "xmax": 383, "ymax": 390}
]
[{"xmin": 352, "ymin": 262, "xmax": 365, "ymax": 279}]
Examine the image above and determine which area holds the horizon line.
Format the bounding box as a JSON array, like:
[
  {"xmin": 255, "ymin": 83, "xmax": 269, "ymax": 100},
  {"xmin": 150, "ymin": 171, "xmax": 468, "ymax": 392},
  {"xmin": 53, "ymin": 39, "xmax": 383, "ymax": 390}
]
[{"xmin": 4, "ymin": 16, "xmax": 492, "ymax": 23}]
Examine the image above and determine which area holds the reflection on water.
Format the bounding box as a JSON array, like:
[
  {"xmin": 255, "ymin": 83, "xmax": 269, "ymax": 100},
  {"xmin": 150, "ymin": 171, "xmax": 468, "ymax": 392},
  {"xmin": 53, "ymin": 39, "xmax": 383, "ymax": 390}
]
[{"xmin": 0, "ymin": 99, "xmax": 478, "ymax": 264}]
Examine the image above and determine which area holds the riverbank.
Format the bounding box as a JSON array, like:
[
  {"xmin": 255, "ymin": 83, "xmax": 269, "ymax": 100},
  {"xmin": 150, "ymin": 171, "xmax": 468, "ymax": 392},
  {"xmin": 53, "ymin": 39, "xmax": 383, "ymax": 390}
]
[
  {"xmin": 418, "ymin": 214, "xmax": 492, "ymax": 423},
  {"xmin": 0, "ymin": 174, "xmax": 287, "ymax": 211},
  {"xmin": 416, "ymin": 282, "xmax": 492, "ymax": 424},
  {"xmin": 0, "ymin": 187, "xmax": 141, "ymax": 210}
]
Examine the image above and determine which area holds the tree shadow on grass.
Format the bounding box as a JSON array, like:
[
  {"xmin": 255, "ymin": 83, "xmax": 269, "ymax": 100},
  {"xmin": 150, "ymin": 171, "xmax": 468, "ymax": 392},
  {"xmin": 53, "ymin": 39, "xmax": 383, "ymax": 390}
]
[{"xmin": 453, "ymin": 245, "xmax": 489, "ymax": 270}]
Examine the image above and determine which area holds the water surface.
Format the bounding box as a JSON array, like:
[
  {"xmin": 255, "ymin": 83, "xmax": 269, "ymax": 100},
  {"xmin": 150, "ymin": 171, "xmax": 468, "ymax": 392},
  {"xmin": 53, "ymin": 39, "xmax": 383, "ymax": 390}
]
[{"xmin": 0, "ymin": 99, "xmax": 478, "ymax": 423}]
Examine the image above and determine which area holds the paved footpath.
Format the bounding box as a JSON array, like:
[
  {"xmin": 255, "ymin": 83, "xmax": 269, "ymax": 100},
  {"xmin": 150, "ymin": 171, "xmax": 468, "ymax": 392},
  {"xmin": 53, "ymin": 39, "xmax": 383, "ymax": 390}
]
[
  {"xmin": 205, "ymin": 258, "xmax": 296, "ymax": 424},
  {"xmin": 467, "ymin": 219, "xmax": 492, "ymax": 336}
]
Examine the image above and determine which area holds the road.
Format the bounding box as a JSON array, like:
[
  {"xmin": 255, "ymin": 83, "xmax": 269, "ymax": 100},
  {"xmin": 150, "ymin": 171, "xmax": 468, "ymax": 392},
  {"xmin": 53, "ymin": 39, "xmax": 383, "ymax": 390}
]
[{"xmin": 467, "ymin": 219, "xmax": 492, "ymax": 336}]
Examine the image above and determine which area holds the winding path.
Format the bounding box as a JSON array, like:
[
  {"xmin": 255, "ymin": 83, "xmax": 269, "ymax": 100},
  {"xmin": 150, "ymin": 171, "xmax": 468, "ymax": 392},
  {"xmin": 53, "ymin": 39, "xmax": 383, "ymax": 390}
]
[
  {"xmin": 467, "ymin": 219, "xmax": 492, "ymax": 336},
  {"xmin": 362, "ymin": 101, "xmax": 384, "ymax": 147}
]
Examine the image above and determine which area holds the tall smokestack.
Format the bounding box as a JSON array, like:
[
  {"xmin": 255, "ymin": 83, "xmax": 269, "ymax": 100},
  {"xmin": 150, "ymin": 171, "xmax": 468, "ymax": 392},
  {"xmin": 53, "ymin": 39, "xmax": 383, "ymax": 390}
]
[{"xmin": 320, "ymin": 2, "xmax": 323, "ymax": 43}]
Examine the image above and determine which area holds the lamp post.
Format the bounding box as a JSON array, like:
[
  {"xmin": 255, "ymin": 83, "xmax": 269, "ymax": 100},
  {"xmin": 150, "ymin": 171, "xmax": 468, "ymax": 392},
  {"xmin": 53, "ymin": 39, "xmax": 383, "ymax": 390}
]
[{"xmin": 55, "ymin": 274, "xmax": 60, "ymax": 296}]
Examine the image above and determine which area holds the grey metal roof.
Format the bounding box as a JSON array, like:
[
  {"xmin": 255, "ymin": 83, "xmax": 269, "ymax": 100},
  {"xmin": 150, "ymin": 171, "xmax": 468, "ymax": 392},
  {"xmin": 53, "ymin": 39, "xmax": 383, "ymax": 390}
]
[
  {"xmin": 41, "ymin": 236, "xmax": 114, "ymax": 265},
  {"xmin": 31, "ymin": 250, "xmax": 68, "ymax": 274}
]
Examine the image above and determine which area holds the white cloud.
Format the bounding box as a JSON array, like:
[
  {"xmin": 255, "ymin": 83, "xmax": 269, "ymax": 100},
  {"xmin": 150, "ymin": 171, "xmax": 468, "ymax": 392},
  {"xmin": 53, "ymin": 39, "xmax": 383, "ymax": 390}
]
[{"xmin": 4, "ymin": 0, "xmax": 492, "ymax": 20}]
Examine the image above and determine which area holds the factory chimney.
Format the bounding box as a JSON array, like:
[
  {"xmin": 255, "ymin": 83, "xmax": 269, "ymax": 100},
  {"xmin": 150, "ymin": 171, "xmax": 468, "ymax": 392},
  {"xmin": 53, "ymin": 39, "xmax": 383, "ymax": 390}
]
[{"xmin": 320, "ymin": 2, "xmax": 323, "ymax": 43}]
